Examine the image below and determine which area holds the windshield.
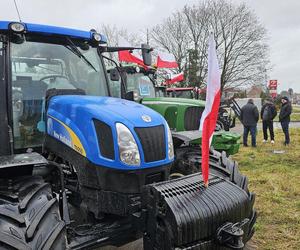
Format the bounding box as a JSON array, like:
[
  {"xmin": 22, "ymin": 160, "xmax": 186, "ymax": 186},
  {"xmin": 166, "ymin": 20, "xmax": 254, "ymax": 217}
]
[
  {"xmin": 168, "ymin": 90, "xmax": 194, "ymax": 99},
  {"xmin": 11, "ymin": 36, "xmax": 108, "ymax": 149},
  {"xmin": 127, "ymin": 73, "xmax": 155, "ymax": 98}
]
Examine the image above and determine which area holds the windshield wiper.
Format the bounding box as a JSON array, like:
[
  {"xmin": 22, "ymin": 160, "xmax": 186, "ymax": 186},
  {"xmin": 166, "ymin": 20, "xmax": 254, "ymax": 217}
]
[{"xmin": 64, "ymin": 37, "xmax": 97, "ymax": 72}]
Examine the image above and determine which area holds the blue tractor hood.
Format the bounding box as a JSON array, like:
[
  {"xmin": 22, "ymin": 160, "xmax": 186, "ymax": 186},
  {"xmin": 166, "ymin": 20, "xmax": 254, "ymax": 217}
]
[{"xmin": 46, "ymin": 95, "xmax": 172, "ymax": 170}]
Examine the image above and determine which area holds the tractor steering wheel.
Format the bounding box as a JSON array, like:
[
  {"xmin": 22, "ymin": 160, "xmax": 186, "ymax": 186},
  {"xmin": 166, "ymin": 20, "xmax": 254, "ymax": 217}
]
[
  {"xmin": 39, "ymin": 75, "xmax": 77, "ymax": 89},
  {"xmin": 39, "ymin": 75, "xmax": 69, "ymax": 83}
]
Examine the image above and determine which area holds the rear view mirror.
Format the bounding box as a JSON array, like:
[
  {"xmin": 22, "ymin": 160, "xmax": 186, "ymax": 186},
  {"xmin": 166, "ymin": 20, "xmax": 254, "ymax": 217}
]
[
  {"xmin": 110, "ymin": 68, "xmax": 120, "ymax": 82},
  {"xmin": 125, "ymin": 91, "xmax": 139, "ymax": 102},
  {"xmin": 125, "ymin": 91, "xmax": 135, "ymax": 101},
  {"xmin": 141, "ymin": 44, "xmax": 152, "ymax": 66}
]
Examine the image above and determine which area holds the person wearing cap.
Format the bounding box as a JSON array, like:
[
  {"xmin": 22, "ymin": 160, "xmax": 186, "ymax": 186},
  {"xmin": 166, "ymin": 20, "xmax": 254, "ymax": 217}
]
[
  {"xmin": 279, "ymin": 96, "xmax": 292, "ymax": 145},
  {"xmin": 261, "ymin": 98, "xmax": 277, "ymax": 143},
  {"xmin": 240, "ymin": 99, "xmax": 259, "ymax": 147}
]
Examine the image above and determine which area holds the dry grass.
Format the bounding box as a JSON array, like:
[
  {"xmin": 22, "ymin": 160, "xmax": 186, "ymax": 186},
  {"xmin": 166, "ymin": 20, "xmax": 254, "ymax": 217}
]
[
  {"xmin": 274, "ymin": 113, "xmax": 300, "ymax": 122},
  {"xmin": 292, "ymin": 105, "xmax": 300, "ymax": 113},
  {"xmin": 232, "ymin": 128, "xmax": 300, "ymax": 249}
]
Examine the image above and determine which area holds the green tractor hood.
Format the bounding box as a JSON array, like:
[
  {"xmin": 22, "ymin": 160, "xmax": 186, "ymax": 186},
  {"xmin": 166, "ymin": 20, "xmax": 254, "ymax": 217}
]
[{"xmin": 142, "ymin": 97, "xmax": 240, "ymax": 155}]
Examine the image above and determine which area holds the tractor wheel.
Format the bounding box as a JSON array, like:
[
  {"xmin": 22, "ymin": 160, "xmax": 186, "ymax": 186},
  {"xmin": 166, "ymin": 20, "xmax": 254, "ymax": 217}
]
[
  {"xmin": 0, "ymin": 176, "xmax": 66, "ymax": 250},
  {"xmin": 171, "ymin": 146, "xmax": 256, "ymax": 242}
]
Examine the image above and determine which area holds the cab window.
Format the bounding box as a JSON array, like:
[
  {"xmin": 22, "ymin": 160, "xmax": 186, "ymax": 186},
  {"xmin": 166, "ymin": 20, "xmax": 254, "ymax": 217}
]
[{"xmin": 11, "ymin": 37, "xmax": 108, "ymax": 149}]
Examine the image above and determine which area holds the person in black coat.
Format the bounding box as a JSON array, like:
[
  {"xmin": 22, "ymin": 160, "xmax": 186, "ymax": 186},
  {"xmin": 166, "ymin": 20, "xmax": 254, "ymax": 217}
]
[
  {"xmin": 279, "ymin": 96, "xmax": 292, "ymax": 145},
  {"xmin": 261, "ymin": 98, "xmax": 277, "ymax": 143},
  {"xmin": 240, "ymin": 99, "xmax": 259, "ymax": 147}
]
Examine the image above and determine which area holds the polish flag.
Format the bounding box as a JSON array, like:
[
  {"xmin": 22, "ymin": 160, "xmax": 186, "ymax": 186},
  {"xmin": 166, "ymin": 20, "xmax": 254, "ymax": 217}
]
[
  {"xmin": 118, "ymin": 38, "xmax": 146, "ymax": 67},
  {"xmin": 199, "ymin": 34, "xmax": 221, "ymax": 187},
  {"xmin": 157, "ymin": 51, "xmax": 178, "ymax": 68},
  {"xmin": 164, "ymin": 72, "xmax": 184, "ymax": 85}
]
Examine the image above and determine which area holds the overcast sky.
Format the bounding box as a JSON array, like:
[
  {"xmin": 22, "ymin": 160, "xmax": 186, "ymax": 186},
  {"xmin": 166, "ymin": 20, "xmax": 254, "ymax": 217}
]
[{"xmin": 1, "ymin": 0, "xmax": 300, "ymax": 92}]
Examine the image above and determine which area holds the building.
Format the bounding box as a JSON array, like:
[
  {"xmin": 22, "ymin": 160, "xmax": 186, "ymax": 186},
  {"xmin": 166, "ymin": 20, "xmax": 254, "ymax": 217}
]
[{"xmin": 247, "ymin": 85, "xmax": 263, "ymax": 98}]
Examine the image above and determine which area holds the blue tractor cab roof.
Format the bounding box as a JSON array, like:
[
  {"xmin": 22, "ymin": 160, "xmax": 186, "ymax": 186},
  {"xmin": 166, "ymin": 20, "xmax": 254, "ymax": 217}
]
[{"xmin": 0, "ymin": 21, "xmax": 107, "ymax": 43}]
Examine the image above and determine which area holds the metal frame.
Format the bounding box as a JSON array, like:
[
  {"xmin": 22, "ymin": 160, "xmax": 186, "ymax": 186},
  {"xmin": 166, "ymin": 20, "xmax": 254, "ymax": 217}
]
[{"xmin": 0, "ymin": 35, "xmax": 10, "ymax": 155}]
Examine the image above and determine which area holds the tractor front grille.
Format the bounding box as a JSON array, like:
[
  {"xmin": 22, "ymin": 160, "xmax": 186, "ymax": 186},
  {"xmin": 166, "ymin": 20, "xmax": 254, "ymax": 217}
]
[
  {"xmin": 134, "ymin": 125, "xmax": 166, "ymax": 162},
  {"xmin": 184, "ymin": 106, "xmax": 204, "ymax": 131}
]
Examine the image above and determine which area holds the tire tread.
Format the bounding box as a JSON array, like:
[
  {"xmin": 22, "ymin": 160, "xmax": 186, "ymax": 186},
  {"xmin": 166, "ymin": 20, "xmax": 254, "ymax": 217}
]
[{"xmin": 0, "ymin": 176, "xmax": 66, "ymax": 250}]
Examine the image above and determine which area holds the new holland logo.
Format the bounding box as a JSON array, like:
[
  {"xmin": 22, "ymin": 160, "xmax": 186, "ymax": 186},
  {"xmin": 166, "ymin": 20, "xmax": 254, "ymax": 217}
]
[{"xmin": 142, "ymin": 115, "xmax": 152, "ymax": 122}]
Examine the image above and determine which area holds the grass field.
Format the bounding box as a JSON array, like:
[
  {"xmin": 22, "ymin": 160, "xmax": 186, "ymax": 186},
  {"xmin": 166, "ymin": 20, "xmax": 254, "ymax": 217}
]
[
  {"xmin": 292, "ymin": 105, "xmax": 300, "ymax": 113},
  {"xmin": 274, "ymin": 112, "xmax": 300, "ymax": 122},
  {"xmin": 232, "ymin": 128, "xmax": 300, "ymax": 249}
]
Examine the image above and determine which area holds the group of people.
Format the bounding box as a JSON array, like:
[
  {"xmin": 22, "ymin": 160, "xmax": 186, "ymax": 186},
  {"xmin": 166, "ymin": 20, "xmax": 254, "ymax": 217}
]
[{"xmin": 240, "ymin": 97, "xmax": 292, "ymax": 147}]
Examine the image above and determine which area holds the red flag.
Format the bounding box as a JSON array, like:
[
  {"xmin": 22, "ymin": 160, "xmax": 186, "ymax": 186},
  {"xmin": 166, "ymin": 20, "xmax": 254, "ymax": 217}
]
[
  {"xmin": 199, "ymin": 34, "xmax": 221, "ymax": 187},
  {"xmin": 118, "ymin": 50, "xmax": 145, "ymax": 66},
  {"xmin": 118, "ymin": 38, "xmax": 146, "ymax": 67},
  {"xmin": 164, "ymin": 72, "xmax": 184, "ymax": 85},
  {"xmin": 157, "ymin": 51, "xmax": 179, "ymax": 68}
]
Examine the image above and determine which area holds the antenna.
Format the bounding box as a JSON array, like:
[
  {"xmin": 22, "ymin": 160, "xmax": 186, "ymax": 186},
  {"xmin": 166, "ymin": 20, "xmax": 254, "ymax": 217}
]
[
  {"xmin": 13, "ymin": 0, "xmax": 22, "ymax": 22},
  {"xmin": 146, "ymin": 28, "xmax": 149, "ymax": 45}
]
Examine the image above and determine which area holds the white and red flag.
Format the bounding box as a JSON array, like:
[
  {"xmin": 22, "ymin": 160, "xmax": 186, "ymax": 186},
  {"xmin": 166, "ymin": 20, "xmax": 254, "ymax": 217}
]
[
  {"xmin": 118, "ymin": 38, "xmax": 146, "ymax": 67},
  {"xmin": 199, "ymin": 34, "xmax": 221, "ymax": 187},
  {"xmin": 156, "ymin": 51, "xmax": 178, "ymax": 68},
  {"xmin": 164, "ymin": 72, "xmax": 184, "ymax": 85}
]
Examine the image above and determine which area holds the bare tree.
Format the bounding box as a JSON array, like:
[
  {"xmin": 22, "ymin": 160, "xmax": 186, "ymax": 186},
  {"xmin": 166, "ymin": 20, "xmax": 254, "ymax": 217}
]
[
  {"xmin": 100, "ymin": 24, "xmax": 144, "ymax": 61},
  {"xmin": 208, "ymin": 0, "xmax": 269, "ymax": 90},
  {"xmin": 182, "ymin": 3, "xmax": 210, "ymax": 86},
  {"xmin": 151, "ymin": 11, "xmax": 189, "ymax": 72},
  {"xmin": 151, "ymin": 0, "xmax": 270, "ymax": 90}
]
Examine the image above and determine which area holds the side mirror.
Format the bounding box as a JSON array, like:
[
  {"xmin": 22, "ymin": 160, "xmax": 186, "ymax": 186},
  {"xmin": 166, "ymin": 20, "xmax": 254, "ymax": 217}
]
[
  {"xmin": 141, "ymin": 44, "xmax": 152, "ymax": 66},
  {"xmin": 110, "ymin": 68, "xmax": 120, "ymax": 82},
  {"xmin": 125, "ymin": 91, "xmax": 135, "ymax": 101},
  {"xmin": 125, "ymin": 91, "xmax": 139, "ymax": 102}
]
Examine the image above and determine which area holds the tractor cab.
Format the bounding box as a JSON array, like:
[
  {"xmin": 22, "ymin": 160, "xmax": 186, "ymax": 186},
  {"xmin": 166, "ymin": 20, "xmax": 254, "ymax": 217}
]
[
  {"xmin": 108, "ymin": 64, "xmax": 159, "ymax": 100},
  {"xmin": 0, "ymin": 21, "xmax": 109, "ymax": 153}
]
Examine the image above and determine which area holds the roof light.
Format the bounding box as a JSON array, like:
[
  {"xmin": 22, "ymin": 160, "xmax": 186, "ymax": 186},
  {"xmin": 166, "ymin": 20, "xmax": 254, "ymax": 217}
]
[
  {"xmin": 9, "ymin": 22, "xmax": 25, "ymax": 33},
  {"xmin": 92, "ymin": 33, "xmax": 102, "ymax": 42}
]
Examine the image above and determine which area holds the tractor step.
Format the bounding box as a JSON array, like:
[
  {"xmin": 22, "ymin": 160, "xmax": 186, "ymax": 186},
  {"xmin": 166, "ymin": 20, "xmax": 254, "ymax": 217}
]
[{"xmin": 142, "ymin": 173, "xmax": 254, "ymax": 250}]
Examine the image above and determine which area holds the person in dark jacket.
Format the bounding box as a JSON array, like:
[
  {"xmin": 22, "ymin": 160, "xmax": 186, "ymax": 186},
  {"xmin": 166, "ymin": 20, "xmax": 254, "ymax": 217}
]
[
  {"xmin": 261, "ymin": 98, "xmax": 277, "ymax": 143},
  {"xmin": 279, "ymin": 96, "xmax": 292, "ymax": 145},
  {"xmin": 240, "ymin": 99, "xmax": 259, "ymax": 147}
]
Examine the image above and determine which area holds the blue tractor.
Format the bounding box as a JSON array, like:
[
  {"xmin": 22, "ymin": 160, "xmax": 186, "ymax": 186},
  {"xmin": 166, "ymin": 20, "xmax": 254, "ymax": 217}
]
[{"xmin": 0, "ymin": 21, "xmax": 256, "ymax": 249}]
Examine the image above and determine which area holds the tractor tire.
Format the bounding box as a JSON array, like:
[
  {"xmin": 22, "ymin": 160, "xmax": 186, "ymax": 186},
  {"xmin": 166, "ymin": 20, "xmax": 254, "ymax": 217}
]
[
  {"xmin": 172, "ymin": 146, "xmax": 248, "ymax": 191},
  {"xmin": 171, "ymin": 146, "xmax": 256, "ymax": 242},
  {"xmin": 0, "ymin": 176, "xmax": 66, "ymax": 250}
]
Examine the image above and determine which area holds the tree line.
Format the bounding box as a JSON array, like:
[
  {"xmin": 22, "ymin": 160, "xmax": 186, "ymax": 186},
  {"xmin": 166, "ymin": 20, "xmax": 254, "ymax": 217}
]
[{"xmin": 101, "ymin": 0, "xmax": 270, "ymax": 91}]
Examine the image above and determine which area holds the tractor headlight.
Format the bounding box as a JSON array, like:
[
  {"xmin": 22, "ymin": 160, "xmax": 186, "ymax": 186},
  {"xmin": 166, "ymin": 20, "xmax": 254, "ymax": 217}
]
[
  {"xmin": 166, "ymin": 124, "xmax": 174, "ymax": 159},
  {"xmin": 116, "ymin": 123, "xmax": 140, "ymax": 166}
]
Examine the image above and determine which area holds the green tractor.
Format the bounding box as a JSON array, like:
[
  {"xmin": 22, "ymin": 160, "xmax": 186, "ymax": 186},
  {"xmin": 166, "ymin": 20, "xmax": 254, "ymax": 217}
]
[
  {"xmin": 0, "ymin": 21, "xmax": 255, "ymax": 249},
  {"xmin": 109, "ymin": 65, "xmax": 241, "ymax": 156}
]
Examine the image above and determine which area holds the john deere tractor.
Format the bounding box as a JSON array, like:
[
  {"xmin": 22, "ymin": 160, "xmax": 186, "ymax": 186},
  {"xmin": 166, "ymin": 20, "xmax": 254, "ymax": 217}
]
[{"xmin": 0, "ymin": 21, "xmax": 255, "ymax": 249}]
